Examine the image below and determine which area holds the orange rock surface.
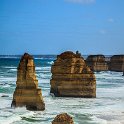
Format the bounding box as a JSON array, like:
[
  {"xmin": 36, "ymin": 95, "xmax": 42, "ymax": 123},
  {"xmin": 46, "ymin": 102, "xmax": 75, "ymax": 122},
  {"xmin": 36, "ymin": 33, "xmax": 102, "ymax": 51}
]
[
  {"xmin": 86, "ymin": 55, "xmax": 108, "ymax": 71},
  {"xmin": 109, "ymin": 55, "xmax": 124, "ymax": 72},
  {"xmin": 11, "ymin": 53, "xmax": 45, "ymax": 111},
  {"xmin": 52, "ymin": 113, "xmax": 74, "ymax": 124},
  {"xmin": 50, "ymin": 51, "xmax": 96, "ymax": 98}
]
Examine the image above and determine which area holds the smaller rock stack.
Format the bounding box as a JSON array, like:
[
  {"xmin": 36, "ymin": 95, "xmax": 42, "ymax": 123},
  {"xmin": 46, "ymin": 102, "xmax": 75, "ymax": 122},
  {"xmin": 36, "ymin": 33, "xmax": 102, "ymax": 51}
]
[
  {"xmin": 50, "ymin": 51, "xmax": 96, "ymax": 98},
  {"xmin": 109, "ymin": 55, "xmax": 124, "ymax": 75},
  {"xmin": 86, "ymin": 55, "xmax": 108, "ymax": 71},
  {"xmin": 52, "ymin": 113, "xmax": 74, "ymax": 124},
  {"xmin": 11, "ymin": 53, "xmax": 45, "ymax": 111}
]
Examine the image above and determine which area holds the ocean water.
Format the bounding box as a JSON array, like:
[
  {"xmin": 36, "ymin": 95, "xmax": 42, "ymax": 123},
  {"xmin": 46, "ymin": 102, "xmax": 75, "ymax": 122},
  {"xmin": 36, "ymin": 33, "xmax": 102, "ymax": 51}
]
[{"xmin": 0, "ymin": 55, "xmax": 124, "ymax": 124}]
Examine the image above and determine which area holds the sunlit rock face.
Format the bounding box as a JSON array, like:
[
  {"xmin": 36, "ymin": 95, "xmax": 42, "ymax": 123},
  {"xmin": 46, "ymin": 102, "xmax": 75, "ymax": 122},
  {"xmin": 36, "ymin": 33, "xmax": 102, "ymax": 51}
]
[
  {"xmin": 50, "ymin": 51, "xmax": 96, "ymax": 98},
  {"xmin": 109, "ymin": 55, "xmax": 124, "ymax": 73},
  {"xmin": 52, "ymin": 113, "xmax": 74, "ymax": 124},
  {"xmin": 11, "ymin": 53, "xmax": 45, "ymax": 111},
  {"xmin": 86, "ymin": 55, "xmax": 108, "ymax": 72}
]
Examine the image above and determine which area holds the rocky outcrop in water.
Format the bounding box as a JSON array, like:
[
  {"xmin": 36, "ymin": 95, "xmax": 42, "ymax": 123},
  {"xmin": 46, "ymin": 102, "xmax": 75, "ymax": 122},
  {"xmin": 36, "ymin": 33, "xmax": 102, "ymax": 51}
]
[
  {"xmin": 50, "ymin": 51, "xmax": 96, "ymax": 98},
  {"xmin": 11, "ymin": 53, "xmax": 45, "ymax": 111},
  {"xmin": 109, "ymin": 55, "xmax": 124, "ymax": 74},
  {"xmin": 52, "ymin": 113, "xmax": 74, "ymax": 124},
  {"xmin": 86, "ymin": 55, "xmax": 108, "ymax": 71}
]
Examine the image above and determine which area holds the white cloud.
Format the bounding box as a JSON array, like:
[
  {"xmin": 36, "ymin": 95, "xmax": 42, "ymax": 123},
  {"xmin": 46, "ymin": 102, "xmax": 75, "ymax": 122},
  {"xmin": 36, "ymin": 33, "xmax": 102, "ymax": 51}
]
[
  {"xmin": 100, "ymin": 29, "xmax": 106, "ymax": 34},
  {"xmin": 108, "ymin": 18, "xmax": 114, "ymax": 23},
  {"xmin": 65, "ymin": 0, "xmax": 95, "ymax": 4}
]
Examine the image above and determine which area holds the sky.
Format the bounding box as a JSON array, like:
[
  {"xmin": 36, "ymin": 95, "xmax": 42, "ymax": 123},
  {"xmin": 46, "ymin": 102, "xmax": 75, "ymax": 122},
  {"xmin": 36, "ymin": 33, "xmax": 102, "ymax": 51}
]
[{"xmin": 0, "ymin": 0, "xmax": 124, "ymax": 55}]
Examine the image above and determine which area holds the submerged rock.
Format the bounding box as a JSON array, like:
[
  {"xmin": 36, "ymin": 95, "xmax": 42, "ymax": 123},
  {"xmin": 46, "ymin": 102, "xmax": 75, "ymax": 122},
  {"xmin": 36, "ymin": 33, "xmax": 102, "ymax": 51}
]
[
  {"xmin": 50, "ymin": 51, "xmax": 96, "ymax": 98},
  {"xmin": 86, "ymin": 55, "xmax": 108, "ymax": 71},
  {"xmin": 11, "ymin": 53, "xmax": 45, "ymax": 111},
  {"xmin": 52, "ymin": 113, "xmax": 74, "ymax": 124},
  {"xmin": 109, "ymin": 55, "xmax": 124, "ymax": 73},
  {"xmin": 1, "ymin": 95, "xmax": 9, "ymax": 97}
]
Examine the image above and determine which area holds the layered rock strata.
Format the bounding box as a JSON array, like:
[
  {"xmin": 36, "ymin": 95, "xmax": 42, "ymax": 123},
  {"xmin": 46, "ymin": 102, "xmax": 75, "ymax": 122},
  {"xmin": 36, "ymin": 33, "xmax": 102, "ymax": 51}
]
[
  {"xmin": 11, "ymin": 53, "xmax": 45, "ymax": 111},
  {"xmin": 50, "ymin": 51, "xmax": 96, "ymax": 97},
  {"xmin": 109, "ymin": 55, "xmax": 124, "ymax": 75},
  {"xmin": 52, "ymin": 113, "xmax": 74, "ymax": 124},
  {"xmin": 86, "ymin": 55, "xmax": 108, "ymax": 71}
]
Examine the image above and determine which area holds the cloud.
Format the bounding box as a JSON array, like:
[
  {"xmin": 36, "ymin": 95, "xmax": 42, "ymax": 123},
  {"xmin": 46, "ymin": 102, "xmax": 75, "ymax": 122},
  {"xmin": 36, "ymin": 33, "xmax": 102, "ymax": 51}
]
[
  {"xmin": 108, "ymin": 18, "xmax": 114, "ymax": 23},
  {"xmin": 100, "ymin": 29, "xmax": 106, "ymax": 34},
  {"xmin": 65, "ymin": 0, "xmax": 95, "ymax": 4}
]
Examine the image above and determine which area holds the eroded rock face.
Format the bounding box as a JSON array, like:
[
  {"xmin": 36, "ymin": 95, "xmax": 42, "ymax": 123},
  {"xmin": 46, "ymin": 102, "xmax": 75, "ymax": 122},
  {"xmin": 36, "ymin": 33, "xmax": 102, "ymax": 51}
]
[
  {"xmin": 109, "ymin": 55, "xmax": 124, "ymax": 73},
  {"xmin": 50, "ymin": 51, "xmax": 96, "ymax": 98},
  {"xmin": 86, "ymin": 55, "xmax": 108, "ymax": 71},
  {"xmin": 52, "ymin": 113, "xmax": 74, "ymax": 124},
  {"xmin": 11, "ymin": 53, "xmax": 45, "ymax": 111}
]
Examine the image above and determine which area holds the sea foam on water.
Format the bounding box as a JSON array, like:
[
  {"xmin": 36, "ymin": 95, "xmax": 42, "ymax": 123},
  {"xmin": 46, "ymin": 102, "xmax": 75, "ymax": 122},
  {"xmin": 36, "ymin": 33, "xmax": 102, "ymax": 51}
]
[{"xmin": 0, "ymin": 56, "xmax": 124, "ymax": 124}]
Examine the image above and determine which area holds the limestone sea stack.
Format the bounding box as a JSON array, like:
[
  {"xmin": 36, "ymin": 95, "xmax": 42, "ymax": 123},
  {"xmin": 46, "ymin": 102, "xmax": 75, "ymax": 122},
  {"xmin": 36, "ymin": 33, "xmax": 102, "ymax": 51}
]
[
  {"xmin": 50, "ymin": 51, "xmax": 96, "ymax": 98},
  {"xmin": 52, "ymin": 113, "xmax": 74, "ymax": 124},
  {"xmin": 109, "ymin": 55, "xmax": 124, "ymax": 74},
  {"xmin": 86, "ymin": 55, "xmax": 108, "ymax": 71},
  {"xmin": 11, "ymin": 53, "xmax": 45, "ymax": 111}
]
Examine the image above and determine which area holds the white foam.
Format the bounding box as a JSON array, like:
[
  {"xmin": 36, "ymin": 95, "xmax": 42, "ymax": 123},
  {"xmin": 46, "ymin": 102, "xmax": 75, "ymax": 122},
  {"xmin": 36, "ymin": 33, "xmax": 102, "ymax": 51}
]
[
  {"xmin": 0, "ymin": 57, "xmax": 19, "ymax": 59},
  {"xmin": 95, "ymin": 71, "xmax": 124, "ymax": 80},
  {"xmin": 91, "ymin": 112, "xmax": 124, "ymax": 124},
  {"xmin": 37, "ymin": 73, "xmax": 51, "ymax": 79},
  {"xmin": 91, "ymin": 115, "xmax": 124, "ymax": 124},
  {"xmin": 91, "ymin": 115, "xmax": 107, "ymax": 124},
  {"xmin": 2, "ymin": 84, "xmax": 10, "ymax": 88},
  {"xmin": 1, "ymin": 66, "xmax": 17, "ymax": 69},
  {"xmin": 0, "ymin": 98, "xmax": 10, "ymax": 109},
  {"xmin": 0, "ymin": 115, "xmax": 21, "ymax": 124},
  {"xmin": 0, "ymin": 68, "xmax": 124, "ymax": 124},
  {"xmin": 22, "ymin": 110, "xmax": 34, "ymax": 117},
  {"xmin": 36, "ymin": 67, "xmax": 51, "ymax": 71},
  {"xmin": 0, "ymin": 77, "xmax": 16, "ymax": 82},
  {"xmin": 9, "ymin": 69, "xmax": 17, "ymax": 71},
  {"xmin": 0, "ymin": 107, "xmax": 35, "ymax": 124},
  {"xmin": 34, "ymin": 58, "xmax": 44, "ymax": 60},
  {"xmin": 47, "ymin": 61, "xmax": 54, "ymax": 65}
]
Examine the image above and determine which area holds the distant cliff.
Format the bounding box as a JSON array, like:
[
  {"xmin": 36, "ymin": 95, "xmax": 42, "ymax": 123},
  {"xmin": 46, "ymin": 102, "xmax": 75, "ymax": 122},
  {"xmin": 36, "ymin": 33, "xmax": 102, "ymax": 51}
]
[
  {"xmin": 109, "ymin": 55, "xmax": 124, "ymax": 73},
  {"xmin": 86, "ymin": 55, "xmax": 108, "ymax": 71}
]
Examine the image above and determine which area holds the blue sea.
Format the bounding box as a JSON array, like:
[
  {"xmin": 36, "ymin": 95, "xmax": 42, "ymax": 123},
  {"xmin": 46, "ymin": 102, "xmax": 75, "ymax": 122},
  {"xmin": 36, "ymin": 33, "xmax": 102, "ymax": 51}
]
[{"xmin": 0, "ymin": 55, "xmax": 124, "ymax": 124}]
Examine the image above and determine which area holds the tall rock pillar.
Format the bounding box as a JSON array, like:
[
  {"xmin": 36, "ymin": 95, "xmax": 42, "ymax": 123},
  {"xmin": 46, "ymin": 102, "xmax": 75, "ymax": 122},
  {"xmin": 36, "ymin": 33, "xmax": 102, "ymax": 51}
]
[{"xmin": 11, "ymin": 53, "xmax": 45, "ymax": 111}]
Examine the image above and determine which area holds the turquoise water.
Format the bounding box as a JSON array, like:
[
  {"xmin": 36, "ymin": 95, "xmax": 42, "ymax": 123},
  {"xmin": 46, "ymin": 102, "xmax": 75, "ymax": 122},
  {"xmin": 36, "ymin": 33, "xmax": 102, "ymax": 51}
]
[{"xmin": 0, "ymin": 56, "xmax": 124, "ymax": 124}]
